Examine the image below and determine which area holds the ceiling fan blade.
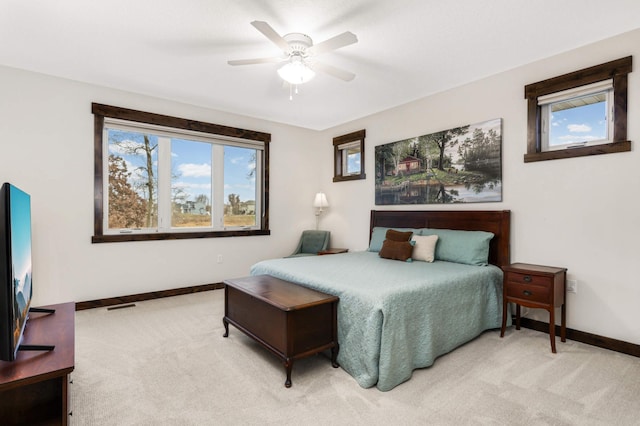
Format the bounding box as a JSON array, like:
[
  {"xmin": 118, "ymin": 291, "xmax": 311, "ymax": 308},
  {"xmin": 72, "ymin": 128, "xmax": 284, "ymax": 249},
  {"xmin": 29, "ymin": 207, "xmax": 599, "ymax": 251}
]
[
  {"xmin": 251, "ymin": 20, "xmax": 289, "ymax": 52},
  {"xmin": 313, "ymin": 61, "xmax": 355, "ymax": 81},
  {"xmin": 308, "ymin": 31, "xmax": 358, "ymax": 55},
  {"xmin": 227, "ymin": 56, "xmax": 285, "ymax": 66}
]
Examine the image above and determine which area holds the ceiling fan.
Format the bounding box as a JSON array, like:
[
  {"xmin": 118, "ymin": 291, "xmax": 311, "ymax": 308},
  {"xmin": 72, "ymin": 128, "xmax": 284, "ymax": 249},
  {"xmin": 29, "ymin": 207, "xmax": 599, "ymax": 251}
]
[{"xmin": 228, "ymin": 21, "xmax": 358, "ymax": 85}]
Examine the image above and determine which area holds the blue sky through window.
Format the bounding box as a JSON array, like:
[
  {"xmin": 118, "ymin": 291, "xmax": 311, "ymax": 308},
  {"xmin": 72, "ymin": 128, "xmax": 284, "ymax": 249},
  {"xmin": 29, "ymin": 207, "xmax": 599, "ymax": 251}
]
[
  {"xmin": 108, "ymin": 130, "xmax": 256, "ymax": 205},
  {"xmin": 550, "ymin": 101, "xmax": 607, "ymax": 146},
  {"xmin": 170, "ymin": 143, "xmax": 257, "ymax": 204},
  {"xmin": 171, "ymin": 138, "xmax": 211, "ymax": 204},
  {"xmin": 347, "ymin": 152, "xmax": 360, "ymax": 174},
  {"xmin": 223, "ymin": 146, "xmax": 256, "ymax": 203}
]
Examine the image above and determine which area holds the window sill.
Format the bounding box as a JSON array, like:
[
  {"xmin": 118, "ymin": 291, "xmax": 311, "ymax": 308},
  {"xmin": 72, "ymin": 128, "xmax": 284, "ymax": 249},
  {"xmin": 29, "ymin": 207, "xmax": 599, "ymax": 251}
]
[
  {"xmin": 92, "ymin": 229, "xmax": 270, "ymax": 243},
  {"xmin": 523, "ymin": 141, "xmax": 631, "ymax": 163},
  {"xmin": 333, "ymin": 173, "xmax": 366, "ymax": 182}
]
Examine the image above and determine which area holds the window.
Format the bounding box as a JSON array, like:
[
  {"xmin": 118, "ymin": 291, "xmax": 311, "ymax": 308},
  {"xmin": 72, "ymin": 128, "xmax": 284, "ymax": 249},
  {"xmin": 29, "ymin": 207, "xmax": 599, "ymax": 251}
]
[
  {"xmin": 524, "ymin": 56, "xmax": 632, "ymax": 162},
  {"xmin": 333, "ymin": 129, "xmax": 366, "ymax": 182},
  {"xmin": 92, "ymin": 104, "xmax": 270, "ymax": 243},
  {"xmin": 539, "ymin": 80, "xmax": 613, "ymax": 151}
]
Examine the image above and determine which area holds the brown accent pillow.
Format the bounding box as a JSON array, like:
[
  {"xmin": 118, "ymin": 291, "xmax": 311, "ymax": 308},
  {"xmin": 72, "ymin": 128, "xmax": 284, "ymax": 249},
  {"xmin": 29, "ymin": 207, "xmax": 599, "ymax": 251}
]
[
  {"xmin": 385, "ymin": 229, "xmax": 413, "ymax": 242},
  {"xmin": 379, "ymin": 239, "xmax": 414, "ymax": 261}
]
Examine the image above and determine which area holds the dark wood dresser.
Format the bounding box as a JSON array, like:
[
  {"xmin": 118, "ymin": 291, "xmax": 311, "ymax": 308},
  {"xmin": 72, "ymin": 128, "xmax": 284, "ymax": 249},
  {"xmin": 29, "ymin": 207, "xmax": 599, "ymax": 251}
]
[
  {"xmin": 0, "ymin": 302, "xmax": 75, "ymax": 425},
  {"xmin": 223, "ymin": 275, "xmax": 339, "ymax": 387}
]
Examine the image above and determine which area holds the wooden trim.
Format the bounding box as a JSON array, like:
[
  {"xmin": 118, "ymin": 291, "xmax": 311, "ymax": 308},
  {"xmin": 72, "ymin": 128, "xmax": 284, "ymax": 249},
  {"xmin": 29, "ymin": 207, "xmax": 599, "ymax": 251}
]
[
  {"xmin": 524, "ymin": 141, "xmax": 631, "ymax": 163},
  {"xmin": 526, "ymin": 97, "xmax": 539, "ymax": 155},
  {"xmin": 332, "ymin": 129, "xmax": 366, "ymax": 146},
  {"xmin": 613, "ymin": 73, "xmax": 628, "ymax": 142},
  {"xmin": 262, "ymin": 135, "xmax": 270, "ymax": 231},
  {"xmin": 92, "ymin": 229, "xmax": 270, "ymax": 243},
  {"xmin": 518, "ymin": 317, "xmax": 640, "ymax": 358},
  {"xmin": 333, "ymin": 174, "xmax": 367, "ymax": 183},
  {"xmin": 524, "ymin": 56, "xmax": 632, "ymax": 98},
  {"xmin": 75, "ymin": 283, "xmax": 224, "ymax": 310},
  {"xmin": 524, "ymin": 56, "xmax": 632, "ymax": 163},
  {"xmin": 333, "ymin": 129, "xmax": 366, "ymax": 182},
  {"xmin": 91, "ymin": 103, "xmax": 271, "ymax": 143},
  {"xmin": 92, "ymin": 103, "xmax": 271, "ymax": 241},
  {"xmin": 93, "ymin": 114, "xmax": 105, "ymax": 236}
]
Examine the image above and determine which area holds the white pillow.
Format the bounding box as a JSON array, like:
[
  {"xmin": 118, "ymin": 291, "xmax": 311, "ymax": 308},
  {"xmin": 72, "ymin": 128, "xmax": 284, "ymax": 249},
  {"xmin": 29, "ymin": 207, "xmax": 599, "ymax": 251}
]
[{"xmin": 411, "ymin": 235, "xmax": 438, "ymax": 262}]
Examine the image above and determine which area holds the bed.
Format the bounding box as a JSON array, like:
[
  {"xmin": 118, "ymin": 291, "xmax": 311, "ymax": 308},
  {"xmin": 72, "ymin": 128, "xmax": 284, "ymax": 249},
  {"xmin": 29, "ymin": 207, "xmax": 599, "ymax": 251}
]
[{"xmin": 250, "ymin": 209, "xmax": 511, "ymax": 391}]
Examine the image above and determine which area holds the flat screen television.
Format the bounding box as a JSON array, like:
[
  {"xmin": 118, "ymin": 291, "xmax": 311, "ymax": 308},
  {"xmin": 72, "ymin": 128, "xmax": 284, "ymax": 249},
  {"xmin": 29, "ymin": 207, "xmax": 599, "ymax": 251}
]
[{"xmin": 0, "ymin": 182, "xmax": 33, "ymax": 362}]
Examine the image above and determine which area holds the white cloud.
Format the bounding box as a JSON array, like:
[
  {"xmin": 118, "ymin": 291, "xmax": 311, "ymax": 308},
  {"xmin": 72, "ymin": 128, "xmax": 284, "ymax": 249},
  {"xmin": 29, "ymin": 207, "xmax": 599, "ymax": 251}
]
[
  {"xmin": 178, "ymin": 163, "xmax": 211, "ymax": 177},
  {"xmin": 567, "ymin": 124, "xmax": 591, "ymax": 133}
]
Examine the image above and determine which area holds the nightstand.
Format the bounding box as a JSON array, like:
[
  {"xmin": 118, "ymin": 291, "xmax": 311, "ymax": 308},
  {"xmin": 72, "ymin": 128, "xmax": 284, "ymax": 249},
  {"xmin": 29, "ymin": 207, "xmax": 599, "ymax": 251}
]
[
  {"xmin": 500, "ymin": 262, "xmax": 567, "ymax": 353},
  {"xmin": 317, "ymin": 248, "xmax": 349, "ymax": 255}
]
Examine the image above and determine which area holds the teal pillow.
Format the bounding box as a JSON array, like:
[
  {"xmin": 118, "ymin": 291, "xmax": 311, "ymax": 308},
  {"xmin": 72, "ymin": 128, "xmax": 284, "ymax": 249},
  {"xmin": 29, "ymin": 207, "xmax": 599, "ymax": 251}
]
[
  {"xmin": 368, "ymin": 227, "xmax": 419, "ymax": 252},
  {"xmin": 419, "ymin": 228, "xmax": 494, "ymax": 266}
]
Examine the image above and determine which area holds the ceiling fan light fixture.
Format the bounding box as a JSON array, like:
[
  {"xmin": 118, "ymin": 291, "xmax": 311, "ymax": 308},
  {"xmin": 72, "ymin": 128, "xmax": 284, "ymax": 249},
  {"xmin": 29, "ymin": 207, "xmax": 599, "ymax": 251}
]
[{"xmin": 277, "ymin": 56, "xmax": 315, "ymax": 85}]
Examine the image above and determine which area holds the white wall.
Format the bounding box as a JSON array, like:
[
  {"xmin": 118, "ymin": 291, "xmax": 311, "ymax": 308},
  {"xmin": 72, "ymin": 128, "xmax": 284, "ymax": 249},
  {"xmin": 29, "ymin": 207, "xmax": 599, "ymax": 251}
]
[
  {"xmin": 321, "ymin": 29, "xmax": 640, "ymax": 345},
  {"xmin": 0, "ymin": 66, "xmax": 324, "ymax": 305}
]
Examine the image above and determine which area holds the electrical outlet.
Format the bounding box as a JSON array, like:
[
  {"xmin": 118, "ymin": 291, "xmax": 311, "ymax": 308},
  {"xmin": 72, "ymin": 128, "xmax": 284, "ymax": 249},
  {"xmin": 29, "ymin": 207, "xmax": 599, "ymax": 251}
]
[
  {"xmin": 217, "ymin": 254, "xmax": 223, "ymax": 264},
  {"xmin": 567, "ymin": 279, "xmax": 577, "ymax": 293}
]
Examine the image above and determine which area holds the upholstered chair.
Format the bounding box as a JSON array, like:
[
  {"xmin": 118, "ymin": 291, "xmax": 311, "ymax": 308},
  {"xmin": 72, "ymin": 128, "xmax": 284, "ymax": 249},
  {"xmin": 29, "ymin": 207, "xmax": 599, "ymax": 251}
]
[{"xmin": 287, "ymin": 230, "xmax": 330, "ymax": 257}]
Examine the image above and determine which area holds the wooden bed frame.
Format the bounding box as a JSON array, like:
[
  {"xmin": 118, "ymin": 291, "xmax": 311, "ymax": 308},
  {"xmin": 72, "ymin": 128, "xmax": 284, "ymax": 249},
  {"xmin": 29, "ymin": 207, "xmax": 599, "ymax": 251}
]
[{"xmin": 370, "ymin": 210, "xmax": 511, "ymax": 268}]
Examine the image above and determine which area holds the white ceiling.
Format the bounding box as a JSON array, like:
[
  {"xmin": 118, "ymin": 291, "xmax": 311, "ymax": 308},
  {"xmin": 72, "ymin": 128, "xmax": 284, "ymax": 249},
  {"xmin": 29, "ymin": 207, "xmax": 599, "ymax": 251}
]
[{"xmin": 2, "ymin": 0, "xmax": 639, "ymax": 130}]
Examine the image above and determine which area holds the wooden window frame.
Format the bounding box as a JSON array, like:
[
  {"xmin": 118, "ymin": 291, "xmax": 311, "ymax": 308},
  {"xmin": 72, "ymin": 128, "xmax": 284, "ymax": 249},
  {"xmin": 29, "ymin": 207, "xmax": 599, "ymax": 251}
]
[
  {"xmin": 92, "ymin": 103, "xmax": 271, "ymax": 243},
  {"xmin": 333, "ymin": 129, "xmax": 366, "ymax": 182},
  {"xmin": 524, "ymin": 56, "xmax": 632, "ymax": 163}
]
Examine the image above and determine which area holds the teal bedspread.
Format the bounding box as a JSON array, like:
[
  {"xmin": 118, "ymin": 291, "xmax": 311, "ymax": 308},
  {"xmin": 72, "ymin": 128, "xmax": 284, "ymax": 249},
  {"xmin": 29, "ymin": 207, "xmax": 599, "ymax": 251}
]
[{"xmin": 250, "ymin": 251, "xmax": 505, "ymax": 391}]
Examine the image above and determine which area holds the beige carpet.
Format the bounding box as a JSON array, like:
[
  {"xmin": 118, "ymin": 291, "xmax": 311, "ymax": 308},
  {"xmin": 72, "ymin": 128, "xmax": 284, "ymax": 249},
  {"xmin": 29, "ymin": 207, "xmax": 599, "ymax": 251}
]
[{"xmin": 71, "ymin": 290, "xmax": 640, "ymax": 425}]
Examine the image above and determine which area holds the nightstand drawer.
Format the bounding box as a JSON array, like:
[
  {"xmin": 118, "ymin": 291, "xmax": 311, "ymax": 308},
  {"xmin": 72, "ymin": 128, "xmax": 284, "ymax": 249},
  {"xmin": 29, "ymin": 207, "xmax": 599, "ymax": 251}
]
[
  {"xmin": 505, "ymin": 271, "xmax": 549, "ymax": 286},
  {"xmin": 505, "ymin": 281, "xmax": 550, "ymax": 304}
]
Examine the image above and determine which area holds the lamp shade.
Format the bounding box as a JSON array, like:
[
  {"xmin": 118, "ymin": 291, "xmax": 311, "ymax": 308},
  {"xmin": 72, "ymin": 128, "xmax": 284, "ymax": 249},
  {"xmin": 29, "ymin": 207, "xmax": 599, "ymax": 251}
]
[
  {"xmin": 278, "ymin": 57, "xmax": 315, "ymax": 85},
  {"xmin": 313, "ymin": 192, "xmax": 329, "ymax": 209}
]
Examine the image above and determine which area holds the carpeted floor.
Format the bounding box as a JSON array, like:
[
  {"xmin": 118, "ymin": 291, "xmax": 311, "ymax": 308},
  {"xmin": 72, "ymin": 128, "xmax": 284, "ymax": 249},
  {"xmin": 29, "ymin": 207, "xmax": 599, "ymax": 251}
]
[{"xmin": 71, "ymin": 290, "xmax": 640, "ymax": 425}]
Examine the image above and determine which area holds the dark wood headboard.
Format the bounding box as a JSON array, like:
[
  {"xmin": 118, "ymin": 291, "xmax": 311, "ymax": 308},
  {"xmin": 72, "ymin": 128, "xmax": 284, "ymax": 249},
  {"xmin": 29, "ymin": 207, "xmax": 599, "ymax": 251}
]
[{"xmin": 370, "ymin": 210, "xmax": 511, "ymax": 268}]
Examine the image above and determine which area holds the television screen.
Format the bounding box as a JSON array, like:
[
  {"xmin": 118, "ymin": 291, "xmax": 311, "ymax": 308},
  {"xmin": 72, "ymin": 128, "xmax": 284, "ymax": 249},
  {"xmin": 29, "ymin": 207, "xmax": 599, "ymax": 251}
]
[{"xmin": 0, "ymin": 182, "xmax": 33, "ymax": 362}]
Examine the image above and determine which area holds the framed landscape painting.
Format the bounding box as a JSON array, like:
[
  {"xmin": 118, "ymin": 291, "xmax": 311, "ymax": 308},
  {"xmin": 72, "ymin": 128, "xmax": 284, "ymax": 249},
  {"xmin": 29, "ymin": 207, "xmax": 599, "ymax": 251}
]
[{"xmin": 375, "ymin": 118, "xmax": 502, "ymax": 205}]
